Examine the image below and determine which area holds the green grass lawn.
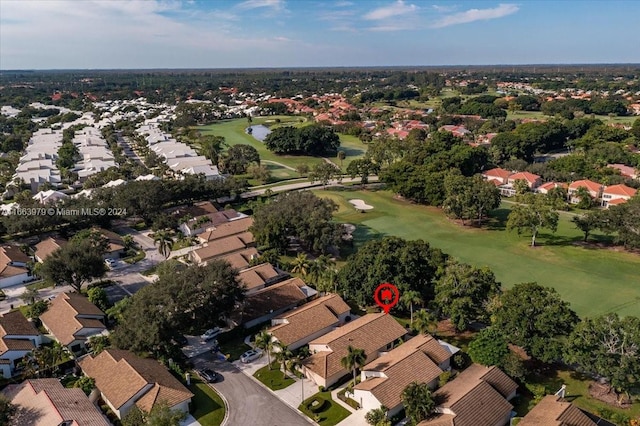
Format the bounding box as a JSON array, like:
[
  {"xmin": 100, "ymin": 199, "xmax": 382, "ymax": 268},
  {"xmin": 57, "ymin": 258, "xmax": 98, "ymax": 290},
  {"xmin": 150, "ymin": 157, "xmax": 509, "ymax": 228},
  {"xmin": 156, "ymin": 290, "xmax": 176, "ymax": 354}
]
[
  {"xmin": 299, "ymin": 391, "xmax": 351, "ymax": 426},
  {"xmin": 197, "ymin": 116, "xmax": 326, "ymax": 172},
  {"xmin": 506, "ymin": 110, "xmax": 638, "ymax": 125},
  {"xmin": 253, "ymin": 362, "xmax": 295, "ymax": 391},
  {"xmin": 316, "ymin": 188, "xmax": 640, "ymax": 318},
  {"xmin": 513, "ymin": 368, "xmax": 640, "ymax": 423},
  {"xmin": 217, "ymin": 337, "xmax": 251, "ymax": 362},
  {"xmin": 188, "ymin": 376, "xmax": 226, "ymax": 426}
]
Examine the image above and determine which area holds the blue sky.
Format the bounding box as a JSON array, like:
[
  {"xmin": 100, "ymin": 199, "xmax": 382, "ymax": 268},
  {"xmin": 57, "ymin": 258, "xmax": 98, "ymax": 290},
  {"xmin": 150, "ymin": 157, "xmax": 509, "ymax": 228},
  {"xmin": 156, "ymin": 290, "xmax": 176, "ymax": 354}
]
[{"xmin": 1, "ymin": 0, "xmax": 639, "ymax": 69}]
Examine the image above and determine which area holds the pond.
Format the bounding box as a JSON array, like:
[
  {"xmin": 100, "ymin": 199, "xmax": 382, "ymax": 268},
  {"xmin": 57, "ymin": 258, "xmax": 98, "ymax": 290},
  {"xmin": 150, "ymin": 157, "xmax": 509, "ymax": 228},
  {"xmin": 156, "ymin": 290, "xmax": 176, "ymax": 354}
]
[{"xmin": 246, "ymin": 125, "xmax": 271, "ymax": 141}]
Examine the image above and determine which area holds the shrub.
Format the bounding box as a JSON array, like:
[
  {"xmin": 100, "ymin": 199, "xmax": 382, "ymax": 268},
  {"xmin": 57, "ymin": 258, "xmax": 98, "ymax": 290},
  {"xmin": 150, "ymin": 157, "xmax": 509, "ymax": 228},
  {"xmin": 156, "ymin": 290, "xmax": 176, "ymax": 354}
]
[
  {"xmin": 439, "ymin": 371, "xmax": 452, "ymax": 388},
  {"xmin": 318, "ymin": 385, "xmax": 326, "ymax": 392},
  {"xmin": 307, "ymin": 396, "xmax": 327, "ymax": 413}
]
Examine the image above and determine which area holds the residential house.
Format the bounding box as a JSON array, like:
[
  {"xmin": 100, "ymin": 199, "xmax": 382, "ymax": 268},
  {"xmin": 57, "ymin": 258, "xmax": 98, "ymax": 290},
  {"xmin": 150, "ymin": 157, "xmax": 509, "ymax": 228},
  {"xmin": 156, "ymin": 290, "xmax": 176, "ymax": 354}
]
[
  {"xmin": 417, "ymin": 364, "xmax": 518, "ymax": 426},
  {"xmin": 34, "ymin": 236, "xmax": 68, "ymax": 263},
  {"xmin": 196, "ymin": 216, "xmax": 254, "ymax": 243},
  {"xmin": 3, "ymin": 378, "xmax": 110, "ymax": 425},
  {"xmin": 518, "ymin": 395, "xmax": 596, "ymax": 426},
  {"xmin": 353, "ymin": 334, "xmax": 459, "ymax": 417},
  {"xmin": 507, "ymin": 172, "xmax": 542, "ymax": 190},
  {"xmin": 481, "ymin": 168, "xmax": 511, "ymax": 185},
  {"xmin": 303, "ymin": 313, "xmax": 407, "ymax": 388},
  {"xmin": 536, "ymin": 182, "xmax": 568, "ymax": 194},
  {"xmin": 568, "ymin": 180, "xmax": 603, "ymax": 204},
  {"xmin": 0, "ymin": 245, "xmax": 32, "ymax": 288},
  {"xmin": 179, "ymin": 209, "xmax": 246, "ymax": 237},
  {"xmin": 79, "ymin": 349, "xmax": 193, "ymax": 419},
  {"xmin": 0, "ymin": 311, "xmax": 43, "ymax": 378},
  {"xmin": 40, "ymin": 292, "xmax": 107, "ymax": 355},
  {"xmin": 91, "ymin": 227, "xmax": 126, "ymax": 259},
  {"xmin": 32, "ymin": 189, "xmax": 69, "ymax": 204},
  {"xmin": 268, "ymin": 294, "xmax": 351, "ymax": 351},
  {"xmin": 232, "ymin": 277, "xmax": 314, "ymax": 329},
  {"xmin": 607, "ymin": 163, "xmax": 638, "ymax": 180},
  {"xmin": 237, "ymin": 262, "xmax": 285, "ymax": 294},
  {"xmin": 601, "ymin": 184, "xmax": 637, "ymax": 207},
  {"xmin": 190, "ymin": 232, "xmax": 255, "ymax": 265},
  {"xmin": 218, "ymin": 247, "xmax": 260, "ymax": 270}
]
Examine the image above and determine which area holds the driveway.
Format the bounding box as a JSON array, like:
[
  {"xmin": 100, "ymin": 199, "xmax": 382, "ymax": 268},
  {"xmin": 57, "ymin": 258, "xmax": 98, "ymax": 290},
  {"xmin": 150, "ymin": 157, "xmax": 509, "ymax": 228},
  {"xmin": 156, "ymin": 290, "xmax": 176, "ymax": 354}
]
[{"xmin": 192, "ymin": 353, "xmax": 310, "ymax": 426}]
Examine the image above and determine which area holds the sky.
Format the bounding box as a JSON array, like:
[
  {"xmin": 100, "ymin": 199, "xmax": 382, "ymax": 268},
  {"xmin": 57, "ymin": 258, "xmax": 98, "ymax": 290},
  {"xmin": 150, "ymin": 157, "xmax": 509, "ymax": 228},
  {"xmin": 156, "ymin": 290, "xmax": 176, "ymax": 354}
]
[{"xmin": 1, "ymin": 0, "xmax": 639, "ymax": 70}]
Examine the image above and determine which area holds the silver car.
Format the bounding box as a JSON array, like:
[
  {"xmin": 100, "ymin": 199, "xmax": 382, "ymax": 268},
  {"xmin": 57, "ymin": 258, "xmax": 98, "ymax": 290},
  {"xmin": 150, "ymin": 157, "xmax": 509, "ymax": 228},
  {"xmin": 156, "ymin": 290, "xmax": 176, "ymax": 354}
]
[{"xmin": 240, "ymin": 349, "xmax": 262, "ymax": 363}]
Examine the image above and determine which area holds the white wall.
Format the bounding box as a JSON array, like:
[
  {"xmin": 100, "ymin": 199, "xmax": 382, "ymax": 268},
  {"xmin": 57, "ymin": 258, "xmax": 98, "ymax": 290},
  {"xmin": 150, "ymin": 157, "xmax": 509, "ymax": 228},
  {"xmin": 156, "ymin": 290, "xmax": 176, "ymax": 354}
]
[
  {"xmin": 353, "ymin": 389, "xmax": 384, "ymax": 412},
  {"xmin": 0, "ymin": 272, "xmax": 32, "ymax": 289}
]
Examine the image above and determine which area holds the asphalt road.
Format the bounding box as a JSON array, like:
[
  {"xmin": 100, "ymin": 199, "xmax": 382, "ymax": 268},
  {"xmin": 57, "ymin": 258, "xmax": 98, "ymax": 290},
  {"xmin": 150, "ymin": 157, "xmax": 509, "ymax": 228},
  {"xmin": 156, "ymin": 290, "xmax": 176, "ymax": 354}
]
[{"xmin": 192, "ymin": 353, "xmax": 309, "ymax": 426}]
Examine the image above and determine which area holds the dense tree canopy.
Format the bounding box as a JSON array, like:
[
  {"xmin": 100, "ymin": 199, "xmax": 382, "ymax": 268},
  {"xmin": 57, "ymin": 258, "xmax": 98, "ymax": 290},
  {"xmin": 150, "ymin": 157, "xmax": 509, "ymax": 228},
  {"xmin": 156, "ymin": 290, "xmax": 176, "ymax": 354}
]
[
  {"xmin": 507, "ymin": 195, "xmax": 559, "ymax": 247},
  {"xmin": 218, "ymin": 144, "xmax": 260, "ymax": 175},
  {"xmin": 250, "ymin": 191, "xmax": 342, "ymax": 254},
  {"xmin": 111, "ymin": 260, "xmax": 244, "ymax": 356},
  {"xmin": 442, "ymin": 172, "xmax": 501, "ymax": 224},
  {"xmin": 40, "ymin": 238, "xmax": 107, "ymax": 292},
  {"xmin": 435, "ymin": 261, "xmax": 501, "ymax": 331},
  {"xmin": 468, "ymin": 327, "xmax": 510, "ymax": 367},
  {"xmin": 263, "ymin": 124, "xmax": 340, "ymax": 155},
  {"xmin": 491, "ymin": 282, "xmax": 579, "ymax": 363},
  {"xmin": 565, "ymin": 314, "xmax": 640, "ymax": 396},
  {"xmin": 337, "ymin": 236, "xmax": 447, "ymax": 307}
]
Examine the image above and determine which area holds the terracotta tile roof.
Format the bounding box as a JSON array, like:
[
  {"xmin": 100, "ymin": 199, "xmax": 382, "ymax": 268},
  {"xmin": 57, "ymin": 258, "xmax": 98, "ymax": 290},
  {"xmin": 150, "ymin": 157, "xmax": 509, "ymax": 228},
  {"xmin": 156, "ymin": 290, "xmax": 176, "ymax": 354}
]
[
  {"xmin": 607, "ymin": 198, "xmax": 627, "ymax": 205},
  {"xmin": 218, "ymin": 247, "xmax": 259, "ymax": 270},
  {"xmin": 237, "ymin": 263, "xmax": 281, "ymax": 292},
  {"xmin": 357, "ymin": 350, "xmax": 443, "ymax": 409},
  {"xmin": 508, "ymin": 171, "xmax": 541, "ymax": 184},
  {"xmin": 237, "ymin": 278, "xmax": 309, "ymax": 323},
  {"xmin": 192, "ymin": 232, "xmax": 255, "ymax": 263},
  {"xmin": 5, "ymin": 378, "xmax": 110, "ymax": 426},
  {"xmin": 0, "ymin": 310, "xmax": 40, "ymax": 336},
  {"xmin": 436, "ymin": 364, "xmax": 517, "ymax": 405},
  {"xmin": 91, "ymin": 227, "xmax": 125, "ymax": 253},
  {"xmin": 198, "ymin": 217, "xmax": 254, "ymax": 242},
  {"xmin": 34, "ymin": 236, "xmax": 68, "ymax": 261},
  {"xmin": 538, "ymin": 181, "xmax": 567, "ymax": 192},
  {"xmin": 482, "ymin": 168, "xmax": 512, "ymax": 179},
  {"xmin": 363, "ymin": 334, "xmax": 452, "ymax": 371},
  {"xmin": 569, "ymin": 179, "xmax": 602, "ymax": 193},
  {"xmin": 79, "ymin": 349, "xmax": 193, "ymax": 411},
  {"xmin": 269, "ymin": 294, "xmax": 350, "ymax": 346},
  {"xmin": 0, "ymin": 246, "xmax": 30, "ymax": 279},
  {"xmin": 40, "ymin": 292, "xmax": 106, "ymax": 345},
  {"xmin": 607, "ymin": 163, "xmax": 637, "ymax": 178},
  {"xmin": 603, "ymin": 184, "xmax": 637, "ymax": 197},
  {"xmin": 519, "ymin": 395, "xmax": 596, "ymax": 426},
  {"xmin": 304, "ymin": 314, "xmax": 407, "ymax": 380}
]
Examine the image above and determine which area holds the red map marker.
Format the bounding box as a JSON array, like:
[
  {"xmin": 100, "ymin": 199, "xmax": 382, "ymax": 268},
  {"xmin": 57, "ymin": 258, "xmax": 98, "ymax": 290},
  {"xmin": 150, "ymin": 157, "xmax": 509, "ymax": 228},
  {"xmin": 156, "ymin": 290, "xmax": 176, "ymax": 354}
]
[{"xmin": 374, "ymin": 283, "xmax": 400, "ymax": 314}]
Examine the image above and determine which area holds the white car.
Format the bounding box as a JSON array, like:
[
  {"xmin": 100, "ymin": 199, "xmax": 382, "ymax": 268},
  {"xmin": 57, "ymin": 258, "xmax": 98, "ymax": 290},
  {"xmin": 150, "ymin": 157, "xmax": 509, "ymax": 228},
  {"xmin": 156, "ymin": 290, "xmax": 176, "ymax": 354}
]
[
  {"xmin": 200, "ymin": 328, "xmax": 221, "ymax": 341},
  {"xmin": 105, "ymin": 258, "xmax": 117, "ymax": 269},
  {"xmin": 240, "ymin": 349, "xmax": 262, "ymax": 363}
]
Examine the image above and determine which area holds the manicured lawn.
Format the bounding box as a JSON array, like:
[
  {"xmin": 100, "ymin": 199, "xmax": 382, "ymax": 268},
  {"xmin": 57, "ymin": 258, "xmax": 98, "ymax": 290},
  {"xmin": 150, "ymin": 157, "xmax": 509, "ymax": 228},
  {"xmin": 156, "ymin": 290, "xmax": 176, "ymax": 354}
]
[
  {"xmin": 197, "ymin": 116, "xmax": 326, "ymax": 172},
  {"xmin": 27, "ymin": 280, "xmax": 52, "ymax": 290},
  {"xmin": 506, "ymin": 110, "xmax": 637, "ymax": 125},
  {"xmin": 253, "ymin": 362, "xmax": 295, "ymax": 391},
  {"xmin": 335, "ymin": 133, "xmax": 368, "ymax": 171},
  {"xmin": 299, "ymin": 391, "xmax": 351, "ymax": 426},
  {"xmin": 217, "ymin": 336, "xmax": 251, "ymax": 362},
  {"xmin": 514, "ymin": 368, "xmax": 640, "ymax": 423},
  {"xmin": 123, "ymin": 250, "xmax": 145, "ymax": 264},
  {"xmin": 189, "ymin": 376, "xmax": 226, "ymax": 426},
  {"xmin": 316, "ymin": 188, "xmax": 640, "ymax": 318}
]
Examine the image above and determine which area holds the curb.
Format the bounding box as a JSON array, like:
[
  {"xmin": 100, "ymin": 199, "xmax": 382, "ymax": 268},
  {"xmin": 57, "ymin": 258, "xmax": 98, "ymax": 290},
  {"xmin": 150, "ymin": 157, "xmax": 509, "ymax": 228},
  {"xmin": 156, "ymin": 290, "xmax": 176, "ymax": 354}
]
[
  {"xmin": 213, "ymin": 385, "xmax": 231, "ymax": 426},
  {"xmin": 237, "ymin": 363, "xmax": 318, "ymax": 425}
]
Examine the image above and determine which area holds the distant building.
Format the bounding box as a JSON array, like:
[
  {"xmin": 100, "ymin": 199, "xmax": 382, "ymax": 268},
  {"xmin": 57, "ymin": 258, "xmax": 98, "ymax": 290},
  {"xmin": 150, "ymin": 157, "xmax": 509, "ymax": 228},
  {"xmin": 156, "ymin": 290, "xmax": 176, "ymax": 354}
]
[
  {"xmin": 0, "ymin": 245, "xmax": 32, "ymax": 288},
  {"xmin": 34, "ymin": 236, "xmax": 68, "ymax": 263},
  {"xmin": 0, "ymin": 311, "xmax": 43, "ymax": 378},
  {"xmin": 601, "ymin": 184, "xmax": 637, "ymax": 207},
  {"xmin": 518, "ymin": 395, "xmax": 597, "ymax": 426}
]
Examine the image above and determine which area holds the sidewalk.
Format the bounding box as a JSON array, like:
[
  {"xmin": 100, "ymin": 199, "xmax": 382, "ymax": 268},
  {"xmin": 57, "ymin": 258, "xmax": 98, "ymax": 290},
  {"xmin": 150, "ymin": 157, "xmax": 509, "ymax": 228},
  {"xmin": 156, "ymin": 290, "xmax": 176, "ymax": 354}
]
[{"xmin": 331, "ymin": 386, "xmax": 369, "ymax": 426}]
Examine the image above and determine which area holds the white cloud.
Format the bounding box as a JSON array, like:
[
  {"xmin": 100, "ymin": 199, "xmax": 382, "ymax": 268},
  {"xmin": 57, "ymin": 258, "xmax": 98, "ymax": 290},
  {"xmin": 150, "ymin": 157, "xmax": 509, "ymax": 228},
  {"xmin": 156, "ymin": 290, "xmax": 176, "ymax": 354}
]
[
  {"xmin": 431, "ymin": 3, "xmax": 519, "ymax": 28},
  {"xmin": 364, "ymin": 0, "xmax": 417, "ymax": 20},
  {"xmin": 235, "ymin": 0, "xmax": 284, "ymax": 10},
  {"xmin": 432, "ymin": 4, "xmax": 457, "ymax": 13}
]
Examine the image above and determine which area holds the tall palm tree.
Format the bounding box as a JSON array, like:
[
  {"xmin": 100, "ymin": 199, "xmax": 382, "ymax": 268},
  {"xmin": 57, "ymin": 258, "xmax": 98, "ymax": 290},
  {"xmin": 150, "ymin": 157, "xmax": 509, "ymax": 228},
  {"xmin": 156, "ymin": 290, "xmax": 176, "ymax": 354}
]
[
  {"xmin": 290, "ymin": 253, "xmax": 311, "ymax": 277},
  {"xmin": 153, "ymin": 230, "xmax": 173, "ymax": 259},
  {"xmin": 317, "ymin": 267, "xmax": 339, "ymax": 294},
  {"xmin": 340, "ymin": 345, "xmax": 367, "ymax": 388},
  {"xmin": 273, "ymin": 342, "xmax": 294, "ymax": 380},
  {"xmin": 122, "ymin": 235, "xmax": 135, "ymax": 251},
  {"xmin": 401, "ymin": 382, "xmax": 435, "ymax": 424},
  {"xmin": 401, "ymin": 290, "xmax": 423, "ymax": 326},
  {"xmin": 20, "ymin": 287, "xmax": 40, "ymax": 305},
  {"xmin": 254, "ymin": 331, "xmax": 274, "ymax": 369},
  {"xmin": 412, "ymin": 309, "xmax": 438, "ymax": 337}
]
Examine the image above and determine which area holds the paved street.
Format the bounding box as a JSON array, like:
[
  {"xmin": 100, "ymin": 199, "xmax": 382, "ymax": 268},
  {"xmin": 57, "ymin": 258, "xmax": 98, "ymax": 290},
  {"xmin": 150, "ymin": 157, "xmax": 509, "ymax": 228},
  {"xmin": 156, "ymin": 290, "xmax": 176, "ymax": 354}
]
[{"xmin": 192, "ymin": 353, "xmax": 310, "ymax": 426}]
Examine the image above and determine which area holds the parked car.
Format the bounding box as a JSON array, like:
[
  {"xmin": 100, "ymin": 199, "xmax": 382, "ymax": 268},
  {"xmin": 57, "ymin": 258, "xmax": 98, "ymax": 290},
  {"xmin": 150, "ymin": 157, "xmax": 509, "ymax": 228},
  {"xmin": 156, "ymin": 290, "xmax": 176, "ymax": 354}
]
[
  {"xmin": 200, "ymin": 328, "xmax": 221, "ymax": 341},
  {"xmin": 240, "ymin": 349, "xmax": 262, "ymax": 363},
  {"xmin": 172, "ymin": 334, "xmax": 188, "ymax": 346},
  {"xmin": 105, "ymin": 258, "xmax": 116, "ymax": 269},
  {"xmin": 197, "ymin": 368, "xmax": 220, "ymax": 383}
]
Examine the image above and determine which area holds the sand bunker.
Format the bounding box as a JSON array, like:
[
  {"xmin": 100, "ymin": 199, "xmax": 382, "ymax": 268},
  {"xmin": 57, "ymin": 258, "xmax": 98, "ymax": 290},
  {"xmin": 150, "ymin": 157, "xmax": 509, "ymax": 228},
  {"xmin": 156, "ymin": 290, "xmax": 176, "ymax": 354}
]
[{"xmin": 349, "ymin": 199, "xmax": 374, "ymax": 210}]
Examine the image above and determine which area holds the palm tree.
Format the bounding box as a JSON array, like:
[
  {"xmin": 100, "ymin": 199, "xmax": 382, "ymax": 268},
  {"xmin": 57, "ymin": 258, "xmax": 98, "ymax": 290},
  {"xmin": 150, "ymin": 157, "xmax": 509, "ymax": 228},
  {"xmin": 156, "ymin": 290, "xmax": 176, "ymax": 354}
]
[
  {"xmin": 340, "ymin": 345, "xmax": 367, "ymax": 388},
  {"xmin": 20, "ymin": 287, "xmax": 40, "ymax": 305},
  {"xmin": 254, "ymin": 331, "xmax": 274, "ymax": 369},
  {"xmin": 412, "ymin": 309, "xmax": 438, "ymax": 336},
  {"xmin": 290, "ymin": 253, "xmax": 311, "ymax": 277},
  {"xmin": 401, "ymin": 290, "xmax": 423, "ymax": 326},
  {"xmin": 153, "ymin": 230, "xmax": 173, "ymax": 259},
  {"xmin": 401, "ymin": 382, "xmax": 435, "ymax": 424},
  {"xmin": 317, "ymin": 267, "xmax": 339, "ymax": 294},
  {"xmin": 365, "ymin": 405, "xmax": 389, "ymax": 426},
  {"xmin": 122, "ymin": 235, "xmax": 135, "ymax": 251},
  {"xmin": 273, "ymin": 342, "xmax": 294, "ymax": 380}
]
